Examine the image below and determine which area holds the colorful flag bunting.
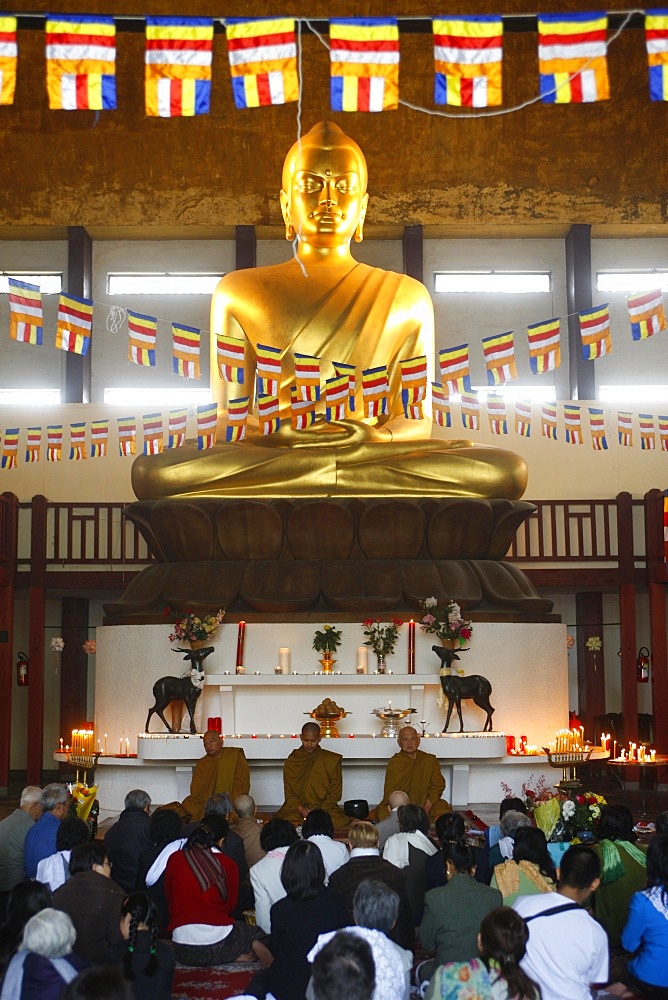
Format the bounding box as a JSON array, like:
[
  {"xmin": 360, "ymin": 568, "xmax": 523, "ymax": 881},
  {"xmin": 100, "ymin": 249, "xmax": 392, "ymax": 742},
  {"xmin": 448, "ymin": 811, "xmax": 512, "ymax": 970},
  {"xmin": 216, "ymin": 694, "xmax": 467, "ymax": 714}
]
[
  {"xmin": 25, "ymin": 427, "xmax": 41, "ymax": 463},
  {"xmin": 8, "ymin": 278, "xmax": 43, "ymax": 345},
  {"xmin": 1, "ymin": 429, "xmax": 18, "ymax": 469},
  {"xmin": 168, "ymin": 409, "xmax": 187, "ymax": 448},
  {"xmin": 56, "ymin": 293, "xmax": 93, "ymax": 355},
  {"xmin": 514, "ymin": 399, "xmax": 532, "ymax": 438},
  {"xmin": 483, "ymin": 331, "xmax": 517, "ymax": 386},
  {"xmin": 659, "ymin": 415, "xmax": 668, "ymax": 451},
  {"xmin": 0, "ymin": 16, "xmax": 17, "ymax": 105},
  {"xmin": 47, "ymin": 424, "xmax": 63, "ymax": 461},
  {"xmin": 128, "ymin": 311, "xmax": 157, "ymax": 367},
  {"xmin": 143, "ymin": 413, "xmax": 164, "ymax": 455},
  {"xmin": 333, "ymin": 362, "xmax": 356, "ymax": 412},
  {"xmin": 330, "ymin": 18, "xmax": 400, "ymax": 112},
  {"xmin": 294, "ymin": 353, "xmax": 321, "ymax": 402},
  {"xmin": 528, "ymin": 317, "xmax": 561, "ymax": 374},
  {"xmin": 640, "ymin": 413, "xmax": 656, "ymax": 450},
  {"xmin": 627, "ymin": 288, "xmax": 666, "ymax": 341},
  {"xmin": 145, "ymin": 17, "xmax": 213, "ymax": 117},
  {"xmin": 225, "ymin": 17, "xmax": 298, "ymax": 109},
  {"xmin": 290, "ymin": 385, "xmax": 316, "ymax": 430},
  {"xmin": 257, "ymin": 394, "xmax": 280, "ymax": 435},
  {"xmin": 90, "ymin": 419, "xmax": 108, "ymax": 457},
  {"xmin": 226, "ymin": 396, "xmax": 249, "ymax": 442},
  {"xmin": 197, "ymin": 402, "xmax": 218, "ymax": 449},
  {"xmin": 645, "ymin": 10, "xmax": 668, "ymax": 101},
  {"xmin": 487, "ymin": 394, "xmax": 508, "ymax": 435},
  {"xmin": 45, "ymin": 14, "xmax": 116, "ymax": 110},
  {"xmin": 69, "ymin": 422, "xmax": 87, "ymax": 460},
  {"xmin": 216, "ymin": 335, "xmax": 245, "ymax": 384},
  {"xmin": 400, "ymin": 356, "xmax": 428, "ymax": 420},
  {"xmin": 438, "ymin": 344, "xmax": 471, "ymax": 395},
  {"xmin": 433, "ymin": 16, "xmax": 503, "ymax": 108},
  {"xmin": 461, "ymin": 393, "xmax": 480, "ymax": 430},
  {"xmin": 618, "ymin": 411, "xmax": 633, "ymax": 447},
  {"xmin": 588, "ymin": 408, "xmax": 608, "ymax": 450},
  {"xmin": 538, "ymin": 12, "xmax": 609, "ymax": 104},
  {"xmin": 431, "ymin": 383, "xmax": 452, "ymax": 428},
  {"xmin": 580, "ymin": 304, "xmax": 612, "ymax": 360},
  {"xmin": 256, "ymin": 344, "xmax": 282, "ymax": 397},
  {"xmin": 564, "ymin": 403, "xmax": 583, "ymax": 445},
  {"xmin": 362, "ymin": 366, "xmax": 390, "ymax": 418},
  {"xmin": 172, "ymin": 323, "xmax": 201, "ymax": 380},
  {"xmin": 541, "ymin": 403, "xmax": 557, "ymax": 440},
  {"xmin": 325, "ymin": 375, "xmax": 350, "ymax": 422},
  {"xmin": 117, "ymin": 417, "xmax": 136, "ymax": 456}
]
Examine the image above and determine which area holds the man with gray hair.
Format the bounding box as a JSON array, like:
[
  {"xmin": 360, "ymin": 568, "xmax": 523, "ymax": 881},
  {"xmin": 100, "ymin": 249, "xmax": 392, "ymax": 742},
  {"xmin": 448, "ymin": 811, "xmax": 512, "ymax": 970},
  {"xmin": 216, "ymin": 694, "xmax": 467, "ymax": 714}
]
[
  {"xmin": 24, "ymin": 783, "xmax": 69, "ymax": 878},
  {"xmin": 0, "ymin": 784, "xmax": 42, "ymax": 912},
  {"xmin": 231, "ymin": 793, "xmax": 265, "ymax": 867},
  {"xmin": 104, "ymin": 788, "xmax": 152, "ymax": 892}
]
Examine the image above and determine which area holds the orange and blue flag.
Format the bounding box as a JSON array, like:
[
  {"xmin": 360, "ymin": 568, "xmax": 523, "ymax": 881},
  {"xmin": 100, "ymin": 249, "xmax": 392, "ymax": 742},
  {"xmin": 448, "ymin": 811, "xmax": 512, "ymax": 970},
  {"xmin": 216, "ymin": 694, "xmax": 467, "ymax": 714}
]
[
  {"xmin": 433, "ymin": 16, "xmax": 503, "ymax": 107},
  {"xmin": 9, "ymin": 278, "xmax": 43, "ymax": 345},
  {"xmin": 325, "ymin": 375, "xmax": 350, "ymax": 422},
  {"xmin": 69, "ymin": 422, "xmax": 87, "ymax": 460},
  {"xmin": 514, "ymin": 399, "xmax": 532, "ymax": 438},
  {"xmin": 461, "ymin": 393, "xmax": 480, "ymax": 431},
  {"xmin": 217, "ymin": 335, "xmax": 245, "ymax": 384},
  {"xmin": 362, "ymin": 366, "xmax": 389, "ymax": 418},
  {"xmin": 640, "ymin": 414, "xmax": 656, "ymax": 450},
  {"xmin": 333, "ymin": 362, "xmax": 356, "ymax": 412},
  {"xmin": 618, "ymin": 412, "xmax": 633, "ymax": 447},
  {"xmin": 290, "ymin": 385, "xmax": 316, "ymax": 431},
  {"xmin": 258, "ymin": 393, "xmax": 280, "ymax": 435},
  {"xmin": 45, "ymin": 15, "xmax": 116, "ymax": 110},
  {"xmin": 90, "ymin": 419, "xmax": 108, "ymax": 457},
  {"xmin": 128, "ymin": 311, "xmax": 157, "ymax": 367},
  {"xmin": 588, "ymin": 408, "xmax": 608, "ymax": 450},
  {"xmin": 197, "ymin": 402, "xmax": 218, "ymax": 449},
  {"xmin": 659, "ymin": 415, "xmax": 668, "ymax": 452},
  {"xmin": 145, "ymin": 17, "xmax": 213, "ymax": 117},
  {"xmin": 25, "ymin": 427, "xmax": 41, "ymax": 463},
  {"xmin": 225, "ymin": 17, "xmax": 297, "ymax": 108},
  {"xmin": 528, "ymin": 317, "xmax": 561, "ymax": 373},
  {"xmin": 47, "ymin": 425, "xmax": 63, "ymax": 461},
  {"xmin": 142, "ymin": 413, "xmax": 164, "ymax": 456},
  {"xmin": 330, "ymin": 18, "xmax": 399, "ymax": 112},
  {"xmin": 0, "ymin": 16, "xmax": 17, "ymax": 105},
  {"xmin": 117, "ymin": 417, "xmax": 136, "ymax": 456},
  {"xmin": 2, "ymin": 428, "xmax": 18, "ymax": 469},
  {"xmin": 538, "ymin": 12, "xmax": 609, "ymax": 104},
  {"xmin": 168, "ymin": 409, "xmax": 187, "ymax": 448},
  {"xmin": 483, "ymin": 331, "xmax": 517, "ymax": 386},
  {"xmin": 226, "ymin": 396, "xmax": 249, "ymax": 442},
  {"xmin": 564, "ymin": 404, "xmax": 583, "ymax": 445},
  {"xmin": 294, "ymin": 353, "xmax": 321, "ymax": 402},
  {"xmin": 627, "ymin": 288, "xmax": 666, "ymax": 341},
  {"xmin": 56, "ymin": 293, "xmax": 93, "ymax": 355},
  {"xmin": 541, "ymin": 403, "xmax": 557, "ymax": 440},
  {"xmin": 431, "ymin": 383, "xmax": 451, "ymax": 428},
  {"xmin": 580, "ymin": 304, "xmax": 612, "ymax": 359},
  {"xmin": 256, "ymin": 344, "xmax": 282, "ymax": 397},
  {"xmin": 172, "ymin": 323, "xmax": 201, "ymax": 380},
  {"xmin": 438, "ymin": 344, "xmax": 471, "ymax": 395},
  {"xmin": 645, "ymin": 10, "xmax": 668, "ymax": 100},
  {"xmin": 400, "ymin": 356, "xmax": 428, "ymax": 419},
  {"xmin": 487, "ymin": 394, "xmax": 507, "ymax": 435}
]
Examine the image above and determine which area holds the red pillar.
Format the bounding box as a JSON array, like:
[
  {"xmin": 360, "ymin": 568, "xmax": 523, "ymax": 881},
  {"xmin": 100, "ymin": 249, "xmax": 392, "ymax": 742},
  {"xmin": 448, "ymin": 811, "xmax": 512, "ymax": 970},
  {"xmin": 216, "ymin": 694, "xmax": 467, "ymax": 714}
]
[
  {"xmin": 645, "ymin": 489, "xmax": 668, "ymax": 752},
  {"xmin": 0, "ymin": 492, "xmax": 18, "ymax": 792},
  {"xmin": 617, "ymin": 492, "xmax": 638, "ymax": 747},
  {"xmin": 27, "ymin": 495, "xmax": 47, "ymax": 785}
]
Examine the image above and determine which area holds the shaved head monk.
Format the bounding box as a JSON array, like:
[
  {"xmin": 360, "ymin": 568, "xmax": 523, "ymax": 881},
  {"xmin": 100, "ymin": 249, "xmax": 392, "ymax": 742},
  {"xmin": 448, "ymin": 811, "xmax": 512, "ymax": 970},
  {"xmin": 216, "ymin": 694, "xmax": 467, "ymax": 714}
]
[
  {"xmin": 274, "ymin": 723, "xmax": 348, "ymax": 829},
  {"xmin": 375, "ymin": 726, "xmax": 450, "ymax": 822},
  {"xmin": 175, "ymin": 730, "xmax": 250, "ymax": 824}
]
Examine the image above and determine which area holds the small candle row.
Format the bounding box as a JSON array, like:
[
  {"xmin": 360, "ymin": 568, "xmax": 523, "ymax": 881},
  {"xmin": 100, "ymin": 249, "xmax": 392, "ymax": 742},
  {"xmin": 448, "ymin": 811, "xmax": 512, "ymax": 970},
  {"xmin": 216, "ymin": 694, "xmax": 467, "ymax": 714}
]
[{"xmin": 613, "ymin": 743, "xmax": 656, "ymax": 762}]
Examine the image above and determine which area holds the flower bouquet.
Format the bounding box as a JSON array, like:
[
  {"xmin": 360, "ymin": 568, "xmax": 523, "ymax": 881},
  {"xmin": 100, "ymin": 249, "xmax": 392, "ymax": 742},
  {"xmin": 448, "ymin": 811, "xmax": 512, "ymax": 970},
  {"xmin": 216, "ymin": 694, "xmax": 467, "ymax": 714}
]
[
  {"xmin": 313, "ymin": 624, "xmax": 342, "ymax": 655},
  {"xmin": 362, "ymin": 618, "xmax": 403, "ymax": 671},
  {"xmin": 418, "ymin": 597, "xmax": 472, "ymax": 646},
  {"xmin": 167, "ymin": 608, "xmax": 225, "ymax": 645}
]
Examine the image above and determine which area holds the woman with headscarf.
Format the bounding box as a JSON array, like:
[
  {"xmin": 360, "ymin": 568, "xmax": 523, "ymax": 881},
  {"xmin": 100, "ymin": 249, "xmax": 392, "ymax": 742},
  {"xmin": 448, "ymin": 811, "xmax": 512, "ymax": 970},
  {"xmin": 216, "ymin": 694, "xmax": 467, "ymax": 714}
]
[
  {"xmin": 491, "ymin": 827, "xmax": 557, "ymax": 906},
  {"xmin": 591, "ymin": 804, "xmax": 647, "ymax": 948}
]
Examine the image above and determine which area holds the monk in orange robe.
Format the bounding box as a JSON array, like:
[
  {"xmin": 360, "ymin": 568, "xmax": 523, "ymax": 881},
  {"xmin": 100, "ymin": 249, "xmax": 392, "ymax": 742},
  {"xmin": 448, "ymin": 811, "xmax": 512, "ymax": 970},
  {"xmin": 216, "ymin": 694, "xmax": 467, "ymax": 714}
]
[
  {"xmin": 376, "ymin": 726, "xmax": 450, "ymax": 821},
  {"xmin": 176, "ymin": 730, "xmax": 250, "ymax": 823},
  {"xmin": 275, "ymin": 723, "xmax": 348, "ymax": 829}
]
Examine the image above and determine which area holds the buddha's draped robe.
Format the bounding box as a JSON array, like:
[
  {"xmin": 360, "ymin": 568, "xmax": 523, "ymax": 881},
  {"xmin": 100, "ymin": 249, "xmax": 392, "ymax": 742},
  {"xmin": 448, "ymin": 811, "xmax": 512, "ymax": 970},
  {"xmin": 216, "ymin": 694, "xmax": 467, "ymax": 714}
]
[
  {"xmin": 275, "ymin": 747, "xmax": 348, "ymax": 829},
  {"xmin": 178, "ymin": 747, "xmax": 250, "ymax": 823},
  {"xmin": 376, "ymin": 749, "xmax": 450, "ymax": 821}
]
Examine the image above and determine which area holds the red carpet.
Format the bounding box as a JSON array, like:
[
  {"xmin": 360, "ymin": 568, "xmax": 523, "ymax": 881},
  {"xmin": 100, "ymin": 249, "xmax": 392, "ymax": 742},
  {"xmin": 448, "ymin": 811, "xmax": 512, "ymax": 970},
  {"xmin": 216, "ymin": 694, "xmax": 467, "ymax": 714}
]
[{"xmin": 172, "ymin": 960, "xmax": 261, "ymax": 1000}]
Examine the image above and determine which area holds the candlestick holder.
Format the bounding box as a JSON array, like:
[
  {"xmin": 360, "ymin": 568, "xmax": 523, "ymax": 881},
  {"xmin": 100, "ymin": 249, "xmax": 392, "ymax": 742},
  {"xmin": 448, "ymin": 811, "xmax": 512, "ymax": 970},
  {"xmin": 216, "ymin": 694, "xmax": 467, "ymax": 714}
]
[
  {"xmin": 542, "ymin": 748, "xmax": 594, "ymax": 795},
  {"xmin": 65, "ymin": 750, "xmax": 100, "ymax": 787},
  {"xmin": 371, "ymin": 706, "xmax": 416, "ymax": 738}
]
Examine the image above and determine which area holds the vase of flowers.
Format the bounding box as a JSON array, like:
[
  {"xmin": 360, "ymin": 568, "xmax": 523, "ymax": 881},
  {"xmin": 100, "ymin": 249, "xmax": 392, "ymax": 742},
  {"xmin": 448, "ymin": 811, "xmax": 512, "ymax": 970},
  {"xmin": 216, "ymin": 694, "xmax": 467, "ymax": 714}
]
[
  {"xmin": 362, "ymin": 618, "xmax": 403, "ymax": 673},
  {"xmin": 313, "ymin": 625, "xmax": 342, "ymax": 674},
  {"xmin": 166, "ymin": 608, "xmax": 225, "ymax": 647},
  {"xmin": 418, "ymin": 598, "xmax": 472, "ymax": 647}
]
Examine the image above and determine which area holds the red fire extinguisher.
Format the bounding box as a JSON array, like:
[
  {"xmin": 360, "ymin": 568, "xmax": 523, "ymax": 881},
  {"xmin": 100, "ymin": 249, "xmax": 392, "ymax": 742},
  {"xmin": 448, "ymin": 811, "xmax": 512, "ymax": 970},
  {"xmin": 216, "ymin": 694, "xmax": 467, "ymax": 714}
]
[
  {"xmin": 637, "ymin": 647, "xmax": 650, "ymax": 684},
  {"xmin": 16, "ymin": 651, "xmax": 29, "ymax": 687}
]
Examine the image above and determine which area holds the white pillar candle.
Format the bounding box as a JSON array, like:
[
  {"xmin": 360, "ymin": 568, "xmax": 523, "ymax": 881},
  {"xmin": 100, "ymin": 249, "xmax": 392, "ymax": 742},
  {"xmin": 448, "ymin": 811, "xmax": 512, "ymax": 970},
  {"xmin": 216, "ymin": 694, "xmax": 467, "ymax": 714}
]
[
  {"xmin": 279, "ymin": 648, "xmax": 290, "ymax": 673},
  {"xmin": 357, "ymin": 646, "xmax": 368, "ymax": 672}
]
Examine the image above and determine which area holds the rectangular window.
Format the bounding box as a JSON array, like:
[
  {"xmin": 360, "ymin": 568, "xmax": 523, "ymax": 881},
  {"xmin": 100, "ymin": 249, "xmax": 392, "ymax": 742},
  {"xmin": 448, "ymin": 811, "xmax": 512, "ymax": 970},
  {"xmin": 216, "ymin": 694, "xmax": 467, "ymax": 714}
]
[
  {"xmin": 107, "ymin": 273, "xmax": 222, "ymax": 295},
  {"xmin": 0, "ymin": 273, "xmax": 62, "ymax": 294},
  {"xmin": 596, "ymin": 270, "xmax": 668, "ymax": 293},
  {"xmin": 0, "ymin": 389, "xmax": 61, "ymax": 405},
  {"xmin": 598, "ymin": 385, "xmax": 668, "ymax": 405},
  {"xmin": 104, "ymin": 387, "xmax": 211, "ymax": 406},
  {"xmin": 434, "ymin": 271, "xmax": 551, "ymax": 294}
]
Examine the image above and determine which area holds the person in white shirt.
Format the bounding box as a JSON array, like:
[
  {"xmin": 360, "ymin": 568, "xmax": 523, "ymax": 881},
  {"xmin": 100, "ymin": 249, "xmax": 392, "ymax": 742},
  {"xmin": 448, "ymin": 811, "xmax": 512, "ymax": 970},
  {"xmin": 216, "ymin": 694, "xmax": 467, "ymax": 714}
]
[
  {"xmin": 513, "ymin": 844, "xmax": 608, "ymax": 1000},
  {"xmin": 302, "ymin": 809, "xmax": 349, "ymax": 882},
  {"xmin": 249, "ymin": 818, "xmax": 299, "ymax": 933},
  {"xmin": 36, "ymin": 816, "xmax": 90, "ymax": 892}
]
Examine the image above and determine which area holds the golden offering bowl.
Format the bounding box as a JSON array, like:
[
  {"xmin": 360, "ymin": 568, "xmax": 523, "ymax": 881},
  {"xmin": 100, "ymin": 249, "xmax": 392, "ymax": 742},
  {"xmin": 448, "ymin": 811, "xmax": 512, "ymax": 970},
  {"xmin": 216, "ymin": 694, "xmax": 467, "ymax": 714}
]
[
  {"xmin": 306, "ymin": 708, "xmax": 350, "ymax": 738},
  {"xmin": 371, "ymin": 707, "xmax": 417, "ymax": 738}
]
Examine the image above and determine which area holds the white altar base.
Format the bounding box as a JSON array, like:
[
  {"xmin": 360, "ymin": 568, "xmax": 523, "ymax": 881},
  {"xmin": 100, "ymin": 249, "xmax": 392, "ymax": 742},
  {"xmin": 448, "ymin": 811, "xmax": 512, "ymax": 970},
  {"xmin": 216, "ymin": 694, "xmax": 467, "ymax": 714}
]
[{"xmin": 92, "ymin": 622, "xmax": 569, "ymax": 820}]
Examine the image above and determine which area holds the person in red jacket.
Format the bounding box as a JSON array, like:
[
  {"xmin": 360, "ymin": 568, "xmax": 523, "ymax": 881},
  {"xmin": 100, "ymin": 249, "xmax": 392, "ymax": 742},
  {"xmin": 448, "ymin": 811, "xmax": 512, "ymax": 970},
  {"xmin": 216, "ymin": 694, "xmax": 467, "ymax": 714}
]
[{"xmin": 164, "ymin": 813, "xmax": 271, "ymax": 968}]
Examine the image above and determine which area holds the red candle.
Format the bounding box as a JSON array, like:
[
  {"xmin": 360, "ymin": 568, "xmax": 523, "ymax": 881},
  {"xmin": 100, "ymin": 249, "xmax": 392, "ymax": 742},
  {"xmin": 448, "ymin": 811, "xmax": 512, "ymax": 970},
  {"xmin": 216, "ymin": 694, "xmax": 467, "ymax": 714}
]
[
  {"xmin": 236, "ymin": 621, "xmax": 246, "ymax": 670},
  {"xmin": 408, "ymin": 620, "xmax": 415, "ymax": 675}
]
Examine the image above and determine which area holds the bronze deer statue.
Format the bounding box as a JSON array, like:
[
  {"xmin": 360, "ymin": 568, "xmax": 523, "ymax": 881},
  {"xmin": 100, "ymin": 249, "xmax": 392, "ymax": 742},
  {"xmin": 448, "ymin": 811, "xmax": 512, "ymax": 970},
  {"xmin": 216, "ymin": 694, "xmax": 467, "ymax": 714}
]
[
  {"xmin": 432, "ymin": 645, "xmax": 495, "ymax": 733},
  {"xmin": 145, "ymin": 646, "xmax": 214, "ymax": 734}
]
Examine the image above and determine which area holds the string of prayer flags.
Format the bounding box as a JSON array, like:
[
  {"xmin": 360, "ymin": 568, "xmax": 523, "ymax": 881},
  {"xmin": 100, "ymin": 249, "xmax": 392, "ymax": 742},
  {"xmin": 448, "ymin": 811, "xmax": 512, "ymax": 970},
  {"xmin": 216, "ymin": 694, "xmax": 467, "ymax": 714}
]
[
  {"xmin": 69, "ymin": 422, "xmax": 87, "ymax": 460},
  {"xmin": 117, "ymin": 417, "xmax": 136, "ymax": 456},
  {"xmin": 90, "ymin": 419, "xmax": 108, "ymax": 457},
  {"xmin": 618, "ymin": 411, "xmax": 633, "ymax": 447},
  {"xmin": 362, "ymin": 366, "xmax": 389, "ymax": 418},
  {"xmin": 645, "ymin": 10, "xmax": 668, "ymax": 100},
  {"xmin": 333, "ymin": 362, "xmax": 356, "ymax": 411},
  {"xmin": 538, "ymin": 12, "xmax": 609, "ymax": 104},
  {"xmin": 45, "ymin": 14, "xmax": 116, "ymax": 110},
  {"xmin": 172, "ymin": 322, "xmax": 201, "ymax": 379},
  {"xmin": 197, "ymin": 402, "xmax": 218, "ymax": 449},
  {"xmin": 47, "ymin": 425, "xmax": 63, "ymax": 461},
  {"xmin": 330, "ymin": 17, "xmax": 400, "ymax": 112},
  {"xmin": 225, "ymin": 17, "xmax": 298, "ymax": 108},
  {"xmin": 25, "ymin": 427, "xmax": 41, "ymax": 463},
  {"xmin": 145, "ymin": 17, "xmax": 213, "ymax": 117},
  {"xmin": 564, "ymin": 403, "xmax": 583, "ymax": 445},
  {"xmin": 438, "ymin": 344, "xmax": 471, "ymax": 395},
  {"xmin": 400, "ymin": 356, "xmax": 428, "ymax": 420},
  {"xmin": 56, "ymin": 293, "xmax": 93, "ymax": 355},
  {"xmin": 580, "ymin": 304, "xmax": 612, "ymax": 359},
  {"xmin": 627, "ymin": 288, "xmax": 666, "ymax": 340},
  {"xmin": 142, "ymin": 413, "xmax": 163, "ymax": 455},
  {"xmin": 639, "ymin": 413, "xmax": 656, "ymax": 450},
  {"xmin": 461, "ymin": 393, "xmax": 480, "ymax": 431},
  {"xmin": 168, "ymin": 409, "xmax": 187, "ymax": 448},
  {"xmin": 431, "ymin": 383, "xmax": 451, "ymax": 428},
  {"xmin": 588, "ymin": 408, "xmax": 608, "ymax": 450},
  {"xmin": 1, "ymin": 429, "xmax": 18, "ymax": 469},
  {"xmin": 216, "ymin": 334, "xmax": 245, "ymax": 384},
  {"xmin": 432, "ymin": 16, "xmax": 503, "ymax": 108},
  {"xmin": 290, "ymin": 385, "xmax": 316, "ymax": 430},
  {"xmin": 483, "ymin": 331, "xmax": 517, "ymax": 385},
  {"xmin": 541, "ymin": 402, "xmax": 558, "ymax": 440},
  {"xmin": 294, "ymin": 353, "xmax": 321, "ymax": 402},
  {"xmin": 487, "ymin": 394, "xmax": 508, "ymax": 435},
  {"xmin": 128, "ymin": 311, "xmax": 157, "ymax": 367},
  {"xmin": 256, "ymin": 344, "xmax": 281, "ymax": 396},
  {"xmin": 514, "ymin": 399, "xmax": 532, "ymax": 438},
  {"xmin": 226, "ymin": 396, "xmax": 249, "ymax": 442},
  {"xmin": 8, "ymin": 279, "xmax": 43, "ymax": 345},
  {"xmin": 325, "ymin": 375, "xmax": 350, "ymax": 422},
  {"xmin": 528, "ymin": 317, "xmax": 561, "ymax": 373},
  {"xmin": 659, "ymin": 415, "xmax": 668, "ymax": 451},
  {"xmin": 0, "ymin": 16, "xmax": 17, "ymax": 105},
  {"xmin": 258, "ymin": 393, "xmax": 280, "ymax": 435}
]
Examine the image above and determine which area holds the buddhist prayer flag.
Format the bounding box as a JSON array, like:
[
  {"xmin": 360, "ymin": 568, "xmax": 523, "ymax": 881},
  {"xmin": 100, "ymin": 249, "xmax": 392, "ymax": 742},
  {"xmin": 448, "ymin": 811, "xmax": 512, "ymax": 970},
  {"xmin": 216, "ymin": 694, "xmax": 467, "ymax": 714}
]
[
  {"xmin": 45, "ymin": 15, "xmax": 116, "ymax": 111},
  {"xmin": 197, "ymin": 402, "xmax": 218, "ymax": 449},
  {"xmin": 640, "ymin": 414, "xmax": 656, "ymax": 450},
  {"xmin": 172, "ymin": 323, "xmax": 201, "ymax": 380},
  {"xmin": 142, "ymin": 413, "xmax": 163, "ymax": 456},
  {"xmin": 216, "ymin": 335, "xmax": 245, "ymax": 384},
  {"xmin": 564, "ymin": 404, "xmax": 583, "ymax": 445},
  {"xmin": 257, "ymin": 394, "xmax": 280, "ymax": 435},
  {"xmin": 362, "ymin": 366, "xmax": 389, "ymax": 418},
  {"xmin": 618, "ymin": 411, "xmax": 633, "ymax": 447},
  {"xmin": 290, "ymin": 385, "xmax": 316, "ymax": 431},
  {"xmin": 333, "ymin": 362, "xmax": 356, "ymax": 412},
  {"xmin": 168, "ymin": 409, "xmax": 187, "ymax": 448},
  {"xmin": 25, "ymin": 427, "xmax": 41, "ymax": 463},
  {"xmin": 1, "ymin": 429, "xmax": 18, "ymax": 469},
  {"xmin": 256, "ymin": 343, "xmax": 282, "ymax": 397},
  {"xmin": 225, "ymin": 17, "xmax": 298, "ymax": 108},
  {"xmin": 538, "ymin": 12, "xmax": 609, "ymax": 104},
  {"xmin": 400, "ymin": 356, "xmax": 428, "ymax": 420},
  {"xmin": 90, "ymin": 419, "xmax": 108, "ymax": 457},
  {"xmin": 528, "ymin": 317, "xmax": 561, "ymax": 374},
  {"xmin": 0, "ymin": 16, "xmax": 17, "ymax": 105},
  {"xmin": 541, "ymin": 403, "xmax": 557, "ymax": 440},
  {"xmin": 588, "ymin": 408, "xmax": 608, "ymax": 450},
  {"xmin": 461, "ymin": 393, "xmax": 480, "ymax": 431},
  {"xmin": 580, "ymin": 304, "xmax": 612, "ymax": 360},
  {"xmin": 483, "ymin": 331, "xmax": 517, "ymax": 386},
  {"xmin": 145, "ymin": 17, "xmax": 213, "ymax": 117},
  {"xmin": 325, "ymin": 375, "xmax": 350, "ymax": 422},
  {"xmin": 433, "ymin": 16, "xmax": 503, "ymax": 108},
  {"xmin": 487, "ymin": 394, "xmax": 507, "ymax": 435},
  {"xmin": 47, "ymin": 424, "xmax": 63, "ymax": 461},
  {"xmin": 226, "ymin": 396, "xmax": 249, "ymax": 442},
  {"xmin": 645, "ymin": 10, "xmax": 668, "ymax": 100},
  {"xmin": 69, "ymin": 422, "xmax": 87, "ymax": 460},
  {"xmin": 8, "ymin": 279, "xmax": 43, "ymax": 345},
  {"xmin": 56, "ymin": 293, "xmax": 93, "ymax": 355},
  {"xmin": 330, "ymin": 18, "xmax": 400, "ymax": 112},
  {"xmin": 431, "ymin": 383, "xmax": 451, "ymax": 428},
  {"xmin": 294, "ymin": 353, "xmax": 321, "ymax": 402},
  {"xmin": 627, "ymin": 288, "xmax": 666, "ymax": 340},
  {"xmin": 438, "ymin": 344, "xmax": 471, "ymax": 395},
  {"xmin": 117, "ymin": 417, "xmax": 136, "ymax": 456},
  {"xmin": 514, "ymin": 399, "xmax": 532, "ymax": 438},
  {"xmin": 127, "ymin": 311, "xmax": 157, "ymax": 367},
  {"xmin": 659, "ymin": 415, "xmax": 668, "ymax": 451}
]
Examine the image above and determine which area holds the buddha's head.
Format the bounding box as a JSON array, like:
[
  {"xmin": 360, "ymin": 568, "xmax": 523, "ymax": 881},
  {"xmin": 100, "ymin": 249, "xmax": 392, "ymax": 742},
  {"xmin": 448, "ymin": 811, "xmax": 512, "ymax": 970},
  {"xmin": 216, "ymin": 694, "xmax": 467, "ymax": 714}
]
[{"xmin": 280, "ymin": 121, "xmax": 369, "ymax": 248}]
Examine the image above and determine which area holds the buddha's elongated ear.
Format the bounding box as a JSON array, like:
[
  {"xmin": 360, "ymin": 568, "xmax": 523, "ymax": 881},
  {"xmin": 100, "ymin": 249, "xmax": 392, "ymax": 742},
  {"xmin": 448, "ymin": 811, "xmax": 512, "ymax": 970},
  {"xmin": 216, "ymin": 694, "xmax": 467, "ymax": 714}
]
[
  {"xmin": 354, "ymin": 192, "xmax": 369, "ymax": 244},
  {"xmin": 279, "ymin": 189, "xmax": 295, "ymax": 242}
]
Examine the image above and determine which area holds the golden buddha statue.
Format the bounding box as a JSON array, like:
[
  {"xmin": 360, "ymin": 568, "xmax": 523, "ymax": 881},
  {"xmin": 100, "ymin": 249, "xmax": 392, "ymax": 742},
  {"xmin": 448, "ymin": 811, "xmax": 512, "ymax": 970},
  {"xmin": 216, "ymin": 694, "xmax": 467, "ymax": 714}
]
[{"xmin": 131, "ymin": 122, "xmax": 527, "ymax": 501}]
